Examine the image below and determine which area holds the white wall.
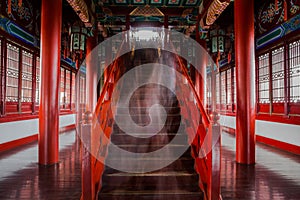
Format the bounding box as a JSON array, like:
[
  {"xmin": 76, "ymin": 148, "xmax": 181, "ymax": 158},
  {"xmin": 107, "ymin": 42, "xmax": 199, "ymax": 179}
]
[
  {"xmin": 0, "ymin": 114, "xmax": 76, "ymax": 144},
  {"xmin": 220, "ymin": 115, "xmax": 300, "ymax": 146}
]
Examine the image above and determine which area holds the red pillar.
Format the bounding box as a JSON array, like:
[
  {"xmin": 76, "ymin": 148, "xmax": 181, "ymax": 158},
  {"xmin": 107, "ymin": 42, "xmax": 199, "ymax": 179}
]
[
  {"xmin": 39, "ymin": 0, "xmax": 62, "ymax": 165},
  {"xmin": 234, "ymin": 0, "xmax": 256, "ymax": 164},
  {"xmin": 86, "ymin": 34, "xmax": 98, "ymax": 111}
]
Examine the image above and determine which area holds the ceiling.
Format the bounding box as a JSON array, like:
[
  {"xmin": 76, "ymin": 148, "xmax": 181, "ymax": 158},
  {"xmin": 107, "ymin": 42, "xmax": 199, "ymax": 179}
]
[
  {"xmin": 63, "ymin": 0, "xmax": 236, "ymax": 37},
  {"xmin": 93, "ymin": 0, "xmax": 204, "ymax": 34}
]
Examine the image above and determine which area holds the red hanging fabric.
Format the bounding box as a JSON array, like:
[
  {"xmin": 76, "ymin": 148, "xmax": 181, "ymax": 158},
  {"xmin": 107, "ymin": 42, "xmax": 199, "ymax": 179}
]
[
  {"xmin": 275, "ymin": 0, "xmax": 278, "ymax": 10},
  {"xmin": 284, "ymin": 0, "xmax": 288, "ymax": 21},
  {"xmin": 18, "ymin": 0, "xmax": 22, "ymax": 7},
  {"xmin": 8, "ymin": 0, "xmax": 11, "ymax": 14}
]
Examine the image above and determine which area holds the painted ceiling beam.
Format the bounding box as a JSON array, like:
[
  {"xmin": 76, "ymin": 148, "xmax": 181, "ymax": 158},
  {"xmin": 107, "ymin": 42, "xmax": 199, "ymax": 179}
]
[{"xmin": 106, "ymin": 6, "xmax": 188, "ymax": 16}]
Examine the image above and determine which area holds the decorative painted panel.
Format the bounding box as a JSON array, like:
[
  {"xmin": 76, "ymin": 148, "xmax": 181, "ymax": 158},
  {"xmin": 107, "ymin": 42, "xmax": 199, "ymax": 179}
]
[
  {"xmin": 150, "ymin": 0, "xmax": 163, "ymax": 6},
  {"xmin": 4, "ymin": 0, "xmax": 34, "ymax": 34},
  {"xmin": 131, "ymin": 0, "xmax": 146, "ymax": 5},
  {"xmin": 114, "ymin": 0, "xmax": 128, "ymax": 4},
  {"xmin": 0, "ymin": 15, "xmax": 38, "ymax": 47},
  {"xmin": 289, "ymin": 0, "xmax": 300, "ymax": 17},
  {"xmin": 184, "ymin": 0, "xmax": 200, "ymax": 6},
  {"xmin": 167, "ymin": 0, "xmax": 181, "ymax": 6},
  {"xmin": 257, "ymin": 0, "xmax": 300, "ymax": 35},
  {"xmin": 256, "ymin": 13, "xmax": 300, "ymax": 49},
  {"xmin": 257, "ymin": 0, "xmax": 285, "ymax": 35}
]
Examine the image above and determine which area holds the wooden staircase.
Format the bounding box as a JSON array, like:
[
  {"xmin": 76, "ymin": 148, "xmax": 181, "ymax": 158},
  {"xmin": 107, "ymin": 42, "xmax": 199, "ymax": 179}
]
[{"xmin": 98, "ymin": 80, "xmax": 204, "ymax": 199}]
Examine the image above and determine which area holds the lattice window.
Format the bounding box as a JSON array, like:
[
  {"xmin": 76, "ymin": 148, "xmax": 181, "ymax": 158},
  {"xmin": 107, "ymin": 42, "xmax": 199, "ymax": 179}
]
[
  {"xmin": 206, "ymin": 75, "xmax": 212, "ymax": 107},
  {"xmin": 215, "ymin": 73, "xmax": 220, "ymax": 105},
  {"xmin": 289, "ymin": 40, "xmax": 300, "ymax": 103},
  {"xmin": 258, "ymin": 53, "xmax": 270, "ymax": 103},
  {"xmin": 60, "ymin": 67, "xmax": 66, "ymax": 106},
  {"xmin": 65, "ymin": 70, "xmax": 71, "ymax": 106},
  {"xmin": 71, "ymin": 72, "xmax": 76, "ymax": 107},
  {"xmin": 233, "ymin": 67, "xmax": 236, "ymax": 104},
  {"xmin": 226, "ymin": 69, "xmax": 232, "ymax": 105},
  {"xmin": 221, "ymin": 71, "xmax": 226, "ymax": 105},
  {"xmin": 6, "ymin": 43, "xmax": 19, "ymax": 102},
  {"xmin": 21, "ymin": 50, "xmax": 33, "ymax": 102},
  {"xmin": 80, "ymin": 75, "xmax": 86, "ymax": 104},
  {"xmin": 272, "ymin": 47, "xmax": 285, "ymax": 103},
  {"xmin": 36, "ymin": 56, "xmax": 40, "ymax": 103}
]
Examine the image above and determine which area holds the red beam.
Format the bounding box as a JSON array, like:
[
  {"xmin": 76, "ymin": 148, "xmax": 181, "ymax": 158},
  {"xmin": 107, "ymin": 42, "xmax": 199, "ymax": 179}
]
[{"xmin": 39, "ymin": 0, "xmax": 62, "ymax": 165}]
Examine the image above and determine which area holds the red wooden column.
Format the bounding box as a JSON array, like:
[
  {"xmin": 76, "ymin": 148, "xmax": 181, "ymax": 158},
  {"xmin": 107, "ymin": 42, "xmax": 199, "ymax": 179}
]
[
  {"xmin": 234, "ymin": 0, "xmax": 256, "ymax": 164},
  {"xmin": 86, "ymin": 33, "xmax": 98, "ymax": 111},
  {"xmin": 195, "ymin": 13, "xmax": 206, "ymax": 107},
  {"xmin": 81, "ymin": 32, "xmax": 98, "ymax": 200},
  {"xmin": 39, "ymin": 0, "xmax": 62, "ymax": 165}
]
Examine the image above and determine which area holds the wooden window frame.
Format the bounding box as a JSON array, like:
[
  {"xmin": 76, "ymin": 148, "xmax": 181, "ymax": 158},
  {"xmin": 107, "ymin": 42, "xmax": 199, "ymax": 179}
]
[
  {"xmin": 0, "ymin": 35, "xmax": 77, "ymax": 121},
  {"xmin": 256, "ymin": 36, "xmax": 300, "ymax": 125}
]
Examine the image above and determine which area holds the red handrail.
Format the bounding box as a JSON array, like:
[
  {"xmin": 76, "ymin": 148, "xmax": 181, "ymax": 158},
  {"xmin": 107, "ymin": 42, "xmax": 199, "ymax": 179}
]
[
  {"xmin": 81, "ymin": 38, "xmax": 126, "ymax": 200},
  {"xmin": 170, "ymin": 43, "xmax": 221, "ymax": 200},
  {"xmin": 171, "ymin": 47, "xmax": 211, "ymax": 127}
]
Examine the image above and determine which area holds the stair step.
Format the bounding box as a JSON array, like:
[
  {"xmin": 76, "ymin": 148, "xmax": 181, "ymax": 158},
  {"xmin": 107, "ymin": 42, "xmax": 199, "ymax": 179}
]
[
  {"xmin": 101, "ymin": 172, "xmax": 199, "ymax": 190},
  {"xmin": 113, "ymin": 124, "xmax": 182, "ymax": 134},
  {"xmin": 113, "ymin": 120, "xmax": 182, "ymax": 126},
  {"xmin": 99, "ymin": 190, "xmax": 203, "ymax": 200},
  {"xmin": 107, "ymin": 144, "xmax": 190, "ymax": 154},
  {"xmin": 98, "ymin": 58, "xmax": 203, "ymax": 199},
  {"xmin": 103, "ymin": 157, "xmax": 195, "ymax": 174},
  {"xmin": 116, "ymin": 107, "xmax": 180, "ymax": 115},
  {"xmin": 110, "ymin": 133, "xmax": 187, "ymax": 145},
  {"xmin": 104, "ymin": 149, "xmax": 193, "ymax": 172}
]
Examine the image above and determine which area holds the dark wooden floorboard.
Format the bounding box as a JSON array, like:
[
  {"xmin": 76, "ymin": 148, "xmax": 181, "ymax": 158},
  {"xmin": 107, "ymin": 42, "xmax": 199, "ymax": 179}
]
[
  {"xmin": 0, "ymin": 130, "xmax": 82, "ymax": 200},
  {"xmin": 0, "ymin": 130, "xmax": 299, "ymax": 199},
  {"xmin": 221, "ymin": 132, "xmax": 300, "ymax": 200}
]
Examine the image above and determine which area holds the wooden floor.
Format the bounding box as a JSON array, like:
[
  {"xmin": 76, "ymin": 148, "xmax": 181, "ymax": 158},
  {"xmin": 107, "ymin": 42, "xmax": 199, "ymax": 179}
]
[
  {"xmin": 0, "ymin": 130, "xmax": 299, "ymax": 199},
  {"xmin": 0, "ymin": 131, "xmax": 82, "ymax": 200},
  {"xmin": 221, "ymin": 132, "xmax": 300, "ymax": 200}
]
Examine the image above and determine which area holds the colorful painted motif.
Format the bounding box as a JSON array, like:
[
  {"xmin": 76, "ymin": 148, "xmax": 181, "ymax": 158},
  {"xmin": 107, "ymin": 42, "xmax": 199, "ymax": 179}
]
[
  {"xmin": 114, "ymin": 0, "xmax": 127, "ymax": 4},
  {"xmin": 184, "ymin": 0, "xmax": 199, "ymax": 6},
  {"xmin": 257, "ymin": 0, "xmax": 300, "ymax": 35},
  {"xmin": 150, "ymin": 0, "xmax": 163, "ymax": 5},
  {"xmin": 132, "ymin": 0, "xmax": 146, "ymax": 4},
  {"xmin": 290, "ymin": 0, "xmax": 300, "ymax": 16},
  {"xmin": 258, "ymin": 0, "xmax": 284, "ymax": 34},
  {"xmin": 256, "ymin": 13, "xmax": 300, "ymax": 49},
  {"xmin": 167, "ymin": 0, "xmax": 180, "ymax": 6},
  {"xmin": 5, "ymin": 0, "xmax": 33, "ymax": 33},
  {"xmin": 0, "ymin": 15, "xmax": 38, "ymax": 47}
]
